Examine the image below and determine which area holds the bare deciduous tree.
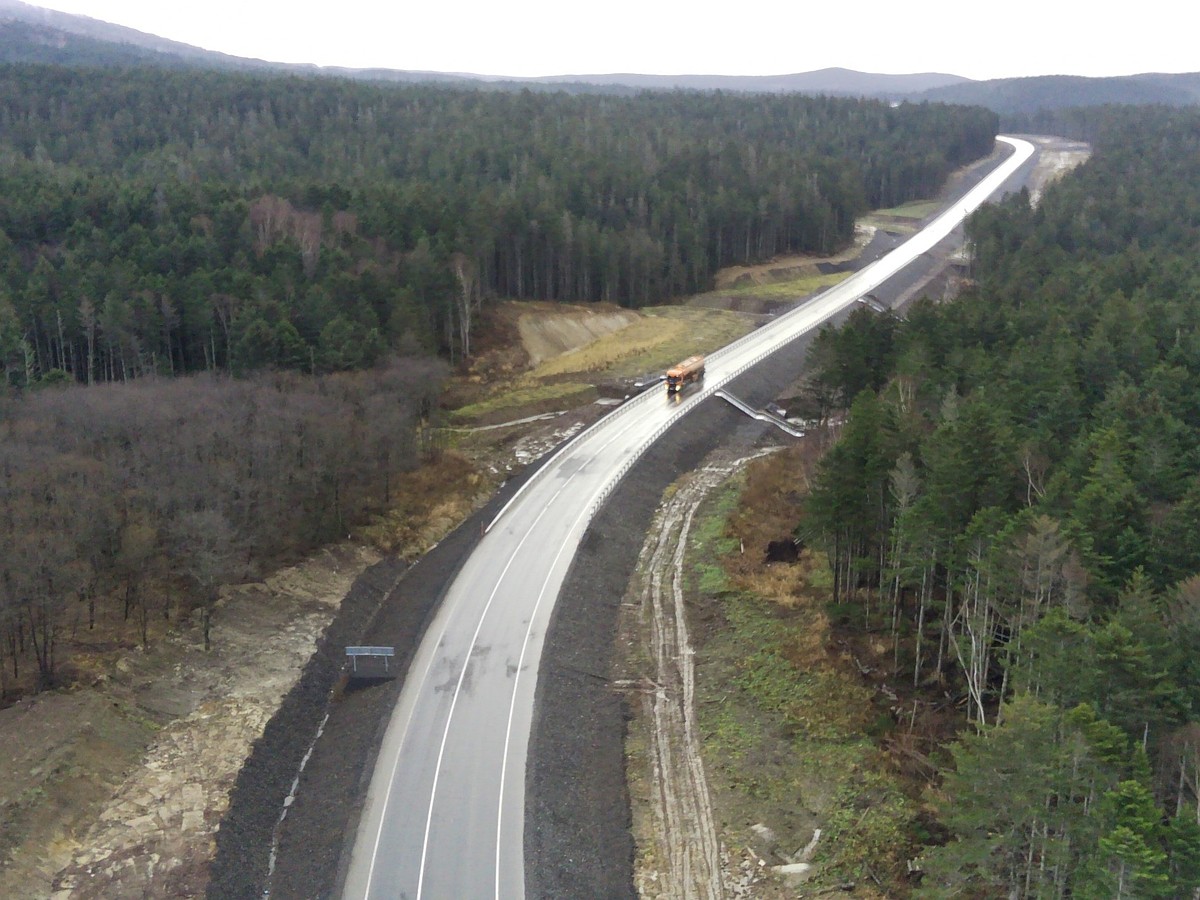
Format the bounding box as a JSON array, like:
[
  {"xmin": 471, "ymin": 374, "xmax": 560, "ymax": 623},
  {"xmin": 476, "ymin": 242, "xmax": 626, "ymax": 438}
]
[{"xmin": 173, "ymin": 508, "xmax": 239, "ymax": 653}]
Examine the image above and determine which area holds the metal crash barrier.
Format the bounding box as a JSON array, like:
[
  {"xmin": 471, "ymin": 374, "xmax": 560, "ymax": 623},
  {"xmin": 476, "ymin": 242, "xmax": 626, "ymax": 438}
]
[{"xmin": 346, "ymin": 645, "xmax": 397, "ymax": 679}]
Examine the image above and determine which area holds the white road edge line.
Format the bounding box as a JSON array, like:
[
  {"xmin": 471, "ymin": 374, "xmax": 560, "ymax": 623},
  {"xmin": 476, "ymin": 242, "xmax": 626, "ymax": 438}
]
[
  {"xmin": 361, "ymin": 576, "xmax": 466, "ymax": 897},
  {"xmin": 418, "ymin": 405, "xmax": 650, "ymax": 898},
  {"xmin": 414, "ymin": 500, "xmax": 553, "ymax": 899},
  {"xmin": 487, "ymin": 134, "xmax": 1037, "ymax": 897},
  {"xmin": 494, "ymin": 471, "xmax": 615, "ymax": 898}
]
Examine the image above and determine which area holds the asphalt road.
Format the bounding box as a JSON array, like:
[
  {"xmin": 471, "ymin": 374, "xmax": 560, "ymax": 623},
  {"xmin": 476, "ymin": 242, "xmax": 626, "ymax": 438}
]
[{"xmin": 341, "ymin": 135, "xmax": 1035, "ymax": 900}]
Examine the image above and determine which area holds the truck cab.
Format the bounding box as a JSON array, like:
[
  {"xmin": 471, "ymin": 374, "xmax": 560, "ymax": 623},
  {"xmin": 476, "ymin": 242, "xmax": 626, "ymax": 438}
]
[{"xmin": 666, "ymin": 355, "xmax": 705, "ymax": 394}]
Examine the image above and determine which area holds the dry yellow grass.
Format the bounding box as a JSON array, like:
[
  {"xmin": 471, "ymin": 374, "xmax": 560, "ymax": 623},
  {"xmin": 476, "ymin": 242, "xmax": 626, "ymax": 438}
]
[
  {"xmin": 721, "ymin": 270, "xmax": 850, "ymax": 300},
  {"xmin": 869, "ymin": 199, "xmax": 942, "ymax": 220},
  {"xmin": 713, "ymin": 228, "xmax": 875, "ymax": 291},
  {"xmin": 531, "ymin": 306, "xmax": 751, "ymax": 379},
  {"xmin": 447, "ymin": 380, "xmax": 596, "ymax": 422},
  {"xmin": 448, "ymin": 303, "xmax": 751, "ymax": 425},
  {"xmin": 359, "ymin": 452, "xmax": 490, "ymax": 559}
]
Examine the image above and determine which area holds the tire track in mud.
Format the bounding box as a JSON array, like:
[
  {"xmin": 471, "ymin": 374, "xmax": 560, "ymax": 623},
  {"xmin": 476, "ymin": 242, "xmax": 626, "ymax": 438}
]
[{"xmin": 633, "ymin": 450, "xmax": 776, "ymax": 900}]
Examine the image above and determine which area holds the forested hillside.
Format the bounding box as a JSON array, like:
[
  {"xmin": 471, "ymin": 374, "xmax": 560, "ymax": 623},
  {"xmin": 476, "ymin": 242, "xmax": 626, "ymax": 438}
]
[
  {"xmin": 0, "ymin": 19, "xmax": 183, "ymax": 68},
  {"xmin": 918, "ymin": 73, "xmax": 1200, "ymax": 116},
  {"xmin": 802, "ymin": 106, "xmax": 1200, "ymax": 893},
  {"xmin": 0, "ymin": 64, "xmax": 997, "ymax": 383},
  {"xmin": 0, "ymin": 357, "xmax": 445, "ymax": 692}
]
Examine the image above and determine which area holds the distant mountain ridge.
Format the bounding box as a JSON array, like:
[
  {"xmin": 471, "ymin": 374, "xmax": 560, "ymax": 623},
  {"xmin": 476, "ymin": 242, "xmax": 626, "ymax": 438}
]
[
  {"xmin": 0, "ymin": 3, "xmax": 967, "ymax": 94},
  {"xmin": 522, "ymin": 68, "xmax": 971, "ymax": 95},
  {"xmin": 2, "ymin": 0, "xmax": 1199, "ymax": 112},
  {"xmin": 920, "ymin": 72, "xmax": 1200, "ymax": 112},
  {"xmin": 0, "ymin": 0, "xmax": 277, "ymax": 68},
  {"xmin": 0, "ymin": 0, "xmax": 480, "ymax": 81}
]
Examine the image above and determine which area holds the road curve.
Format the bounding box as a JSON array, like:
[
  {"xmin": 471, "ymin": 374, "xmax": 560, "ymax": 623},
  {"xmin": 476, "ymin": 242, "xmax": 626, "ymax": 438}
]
[{"xmin": 342, "ymin": 136, "xmax": 1035, "ymax": 900}]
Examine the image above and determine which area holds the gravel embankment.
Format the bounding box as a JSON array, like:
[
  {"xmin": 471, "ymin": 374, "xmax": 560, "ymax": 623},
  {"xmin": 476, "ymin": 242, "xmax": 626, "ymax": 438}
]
[
  {"xmin": 208, "ymin": 468, "xmax": 539, "ymax": 900},
  {"xmin": 524, "ymin": 139, "xmax": 1035, "ymax": 898}
]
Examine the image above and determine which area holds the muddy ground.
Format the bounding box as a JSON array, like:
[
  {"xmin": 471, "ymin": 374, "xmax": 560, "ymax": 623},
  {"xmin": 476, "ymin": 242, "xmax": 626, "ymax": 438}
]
[
  {"xmin": 216, "ymin": 279, "xmax": 849, "ymax": 900},
  {"xmin": 620, "ymin": 448, "xmax": 787, "ymax": 900}
]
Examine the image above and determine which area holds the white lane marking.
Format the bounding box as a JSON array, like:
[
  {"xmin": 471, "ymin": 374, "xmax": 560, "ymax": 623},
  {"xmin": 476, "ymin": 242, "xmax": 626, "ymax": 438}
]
[
  {"xmin": 489, "ymin": 408, "xmax": 657, "ymax": 897},
  {"xmin": 415, "ymin": 501, "xmax": 552, "ymax": 899},
  {"xmin": 361, "ymin": 407, "xmax": 647, "ymax": 898},
  {"xmin": 360, "ymin": 572, "xmax": 473, "ymax": 897},
  {"xmin": 417, "ymin": 404, "xmax": 650, "ymax": 899},
  {"xmin": 494, "ymin": 474, "xmax": 614, "ymax": 898},
  {"xmin": 486, "ymin": 379, "xmax": 661, "ymax": 533},
  {"xmin": 489, "ymin": 136, "xmax": 1039, "ymax": 897}
]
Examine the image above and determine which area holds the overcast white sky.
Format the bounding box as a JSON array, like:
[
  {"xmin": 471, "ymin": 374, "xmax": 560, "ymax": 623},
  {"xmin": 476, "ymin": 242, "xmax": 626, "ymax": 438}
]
[{"xmin": 28, "ymin": 0, "xmax": 1200, "ymax": 81}]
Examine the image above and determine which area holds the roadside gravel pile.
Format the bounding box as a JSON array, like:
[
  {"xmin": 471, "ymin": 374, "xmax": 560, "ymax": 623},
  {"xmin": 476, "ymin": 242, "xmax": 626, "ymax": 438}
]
[
  {"xmin": 210, "ymin": 339, "xmax": 818, "ymax": 900},
  {"xmin": 207, "ymin": 556, "xmax": 407, "ymax": 900}
]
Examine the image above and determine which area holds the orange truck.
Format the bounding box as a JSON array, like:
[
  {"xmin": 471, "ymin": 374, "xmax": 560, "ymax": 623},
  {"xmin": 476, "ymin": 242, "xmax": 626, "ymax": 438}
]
[{"xmin": 665, "ymin": 355, "xmax": 705, "ymax": 394}]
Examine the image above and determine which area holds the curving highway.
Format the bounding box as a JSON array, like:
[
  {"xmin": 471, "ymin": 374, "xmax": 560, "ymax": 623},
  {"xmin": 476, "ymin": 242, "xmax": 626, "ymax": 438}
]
[{"xmin": 342, "ymin": 135, "xmax": 1035, "ymax": 899}]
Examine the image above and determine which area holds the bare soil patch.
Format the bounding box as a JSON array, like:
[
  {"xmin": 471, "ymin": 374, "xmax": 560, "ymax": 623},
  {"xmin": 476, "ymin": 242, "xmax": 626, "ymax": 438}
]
[
  {"xmin": 516, "ymin": 301, "xmax": 641, "ymax": 367},
  {"xmin": 0, "ymin": 544, "xmax": 378, "ymax": 899},
  {"xmin": 615, "ymin": 433, "xmax": 933, "ymax": 898},
  {"xmin": 696, "ymin": 448, "xmax": 914, "ymax": 895},
  {"xmin": 0, "ymin": 295, "xmax": 655, "ymax": 899},
  {"xmin": 622, "ymin": 450, "xmax": 784, "ymax": 900},
  {"xmin": 614, "ymin": 140, "xmax": 1090, "ymax": 899},
  {"xmin": 525, "ymin": 321, "xmax": 827, "ymax": 899},
  {"xmin": 713, "ymin": 226, "xmax": 876, "ymax": 293},
  {"xmin": 254, "ymin": 138, "xmax": 1024, "ymax": 896},
  {"xmin": 0, "ymin": 691, "xmax": 155, "ymax": 896},
  {"xmin": 0, "ymin": 453, "xmax": 485, "ymax": 899},
  {"xmin": 1025, "ymin": 136, "xmax": 1091, "ymax": 205}
]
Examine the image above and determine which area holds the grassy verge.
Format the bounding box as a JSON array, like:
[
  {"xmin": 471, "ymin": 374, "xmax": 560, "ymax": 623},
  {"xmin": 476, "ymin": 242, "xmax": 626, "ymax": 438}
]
[
  {"xmin": 451, "ymin": 306, "xmax": 753, "ymax": 427},
  {"xmin": 532, "ymin": 306, "xmax": 753, "ymax": 380},
  {"xmin": 868, "ymin": 200, "xmax": 942, "ymax": 221},
  {"xmin": 446, "ymin": 380, "xmax": 598, "ymax": 423},
  {"xmin": 859, "ymin": 200, "xmax": 942, "ymax": 237},
  {"xmin": 689, "ymin": 454, "xmax": 921, "ymax": 894},
  {"xmin": 718, "ymin": 271, "xmax": 852, "ymax": 302}
]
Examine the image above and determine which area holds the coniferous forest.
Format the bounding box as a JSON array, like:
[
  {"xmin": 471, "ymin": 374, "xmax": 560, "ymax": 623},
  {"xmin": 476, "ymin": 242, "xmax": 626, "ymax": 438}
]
[
  {"xmin": 0, "ymin": 64, "xmax": 997, "ymax": 383},
  {"xmin": 0, "ymin": 65, "xmax": 999, "ymax": 693},
  {"xmin": 803, "ymin": 106, "xmax": 1200, "ymax": 894}
]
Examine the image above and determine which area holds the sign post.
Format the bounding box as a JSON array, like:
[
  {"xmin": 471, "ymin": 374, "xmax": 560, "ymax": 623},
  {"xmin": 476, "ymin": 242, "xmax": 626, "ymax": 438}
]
[{"xmin": 345, "ymin": 645, "xmax": 396, "ymax": 678}]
